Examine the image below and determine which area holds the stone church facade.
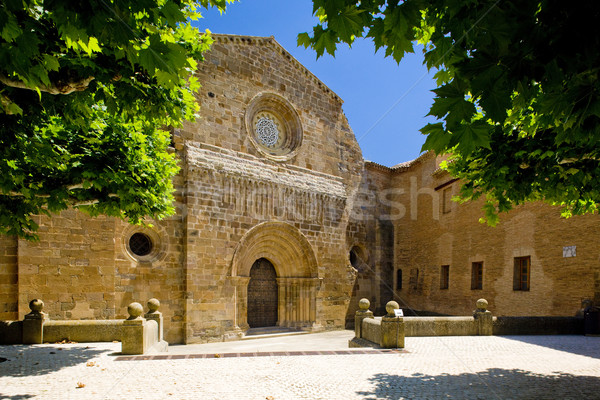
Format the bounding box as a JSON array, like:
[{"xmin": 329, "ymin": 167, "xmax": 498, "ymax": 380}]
[{"xmin": 1, "ymin": 35, "xmax": 598, "ymax": 344}]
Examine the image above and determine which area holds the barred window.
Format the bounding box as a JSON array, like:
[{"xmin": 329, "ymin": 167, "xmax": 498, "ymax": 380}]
[
  {"xmin": 471, "ymin": 262, "xmax": 483, "ymax": 290},
  {"xmin": 513, "ymin": 256, "xmax": 530, "ymax": 291},
  {"xmin": 440, "ymin": 265, "xmax": 449, "ymax": 290}
]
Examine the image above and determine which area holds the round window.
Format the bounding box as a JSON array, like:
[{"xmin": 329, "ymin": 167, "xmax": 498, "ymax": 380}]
[
  {"xmin": 245, "ymin": 93, "xmax": 303, "ymax": 161},
  {"xmin": 129, "ymin": 233, "xmax": 153, "ymax": 257}
]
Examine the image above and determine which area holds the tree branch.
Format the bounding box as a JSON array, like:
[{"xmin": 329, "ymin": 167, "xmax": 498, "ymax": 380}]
[
  {"xmin": 72, "ymin": 193, "xmax": 118, "ymax": 207},
  {"xmin": 5, "ymin": 190, "xmax": 118, "ymax": 203},
  {"xmin": 8, "ymin": 191, "xmax": 50, "ymax": 198},
  {"xmin": 0, "ymin": 74, "xmax": 95, "ymax": 95},
  {"xmin": 559, "ymin": 155, "xmax": 599, "ymax": 164}
]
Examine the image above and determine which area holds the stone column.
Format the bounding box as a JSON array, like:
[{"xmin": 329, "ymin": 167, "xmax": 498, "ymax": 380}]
[
  {"xmin": 308, "ymin": 278, "xmax": 322, "ymax": 329},
  {"xmin": 474, "ymin": 298, "xmax": 493, "ymax": 336},
  {"xmin": 229, "ymin": 276, "xmax": 250, "ymax": 331},
  {"xmin": 277, "ymin": 278, "xmax": 288, "ymax": 327},
  {"xmin": 22, "ymin": 299, "xmax": 47, "ymax": 345},
  {"xmin": 291, "ymin": 279, "xmax": 302, "ymax": 328},
  {"xmin": 144, "ymin": 298, "xmax": 164, "ymax": 342},
  {"xmin": 286, "ymin": 279, "xmax": 293, "ymax": 327},
  {"xmin": 354, "ymin": 298, "xmax": 374, "ymax": 339},
  {"xmin": 380, "ymin": 301, "xmax": 405, "ymax": 349},
  {"xmin": 300, "ymin": 280, "xmax": 308, "ymax": 325},
  {"xmin": 122, "ymin": 302, "xmax": 147, "ymax": 355}
]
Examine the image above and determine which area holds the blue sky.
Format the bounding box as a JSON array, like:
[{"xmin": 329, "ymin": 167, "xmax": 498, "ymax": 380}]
[{"xmin": 196, "ymin": 1, "xmax": 438, "ymax": 167}]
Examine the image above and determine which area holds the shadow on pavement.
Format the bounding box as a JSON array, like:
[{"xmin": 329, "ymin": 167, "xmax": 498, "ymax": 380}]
[
  {"xmin": 500, "ymin": 335, "xmax": 600, "ymax": 360},
  {"xmin": 357, "ymin": 368, "xmax": 600, "ymax": 400},
  {"xmin": 0, "ymin": 344, "xmax": 111, "ymax": 377},
  {"xmin": 0, "ymin": 394, "xmax": 35, "ymax": 399}
]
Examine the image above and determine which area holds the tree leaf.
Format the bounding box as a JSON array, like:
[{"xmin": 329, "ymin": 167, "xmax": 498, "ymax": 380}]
[
  {"xmin": 328, "ymin": 6, "xmax": 364, "ymax": 43},
  {"xmin": 420, "ymin": 122, "xmax": 450, "ymax": 153},
  {"xmin": 450, "ymin": 121, "xmax": 492, "ymax": 155}
]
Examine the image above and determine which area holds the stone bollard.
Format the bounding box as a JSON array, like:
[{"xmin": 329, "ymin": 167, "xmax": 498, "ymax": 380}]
[
  {"xmin": 122, "ymin": 302, "xmax": 147, "ymax": 355},
  {"xmin": 22, "ymin": 299, "xmax": 47, "ymax": 344},
  {"xmin": 144, "ymin": 298, "xmax": 164, "ymax": 342},
  {"xmin": 354, "ymin": 298, "xmax": 374, "ymax": 339},
  {"xmin": 473, "ymin": 298, "xmax": 493, "ymax": 335},
  {"xmin": 380, "ymin": 301, "xmax": 404, "ymax": 349}
]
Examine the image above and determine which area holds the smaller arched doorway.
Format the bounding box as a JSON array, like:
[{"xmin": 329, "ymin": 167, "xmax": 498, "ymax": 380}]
[{"xmin": 247, "ymin": 258, "xmax": 278, "ymax": 328}]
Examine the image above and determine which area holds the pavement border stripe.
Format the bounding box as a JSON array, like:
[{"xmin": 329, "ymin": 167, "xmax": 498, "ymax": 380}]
[{"xmin": 113, "ymin": 349, "xmax": 407, "ymax": 361}]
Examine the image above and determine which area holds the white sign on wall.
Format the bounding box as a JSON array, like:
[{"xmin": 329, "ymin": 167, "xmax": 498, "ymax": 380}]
[
  {"xmin": 394, "ymin": 309, "xmax": 404, "ymax": 317},
  {"xmin": 563, "ymin": 246, "xmax": 576, "ymax": 258}
]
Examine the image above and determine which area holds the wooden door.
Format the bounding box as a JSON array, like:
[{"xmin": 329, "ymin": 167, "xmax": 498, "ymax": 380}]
[{"xmin": 247, "ymin": 258, "xmax": 278, "ymax": 328}]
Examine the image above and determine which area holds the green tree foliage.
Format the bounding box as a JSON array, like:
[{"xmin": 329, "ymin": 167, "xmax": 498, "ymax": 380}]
[
  {"xmin": 0, "ymin": 0, "xmax": 231, "ymax": 238},
  {"xmin": 300, "ymin": 0, "xmax": 600, "ymax": 224}
]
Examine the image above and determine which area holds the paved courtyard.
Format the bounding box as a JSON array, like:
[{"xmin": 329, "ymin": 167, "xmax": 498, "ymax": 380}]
[{"xmin": 2, "ymin": 331, "xmax": 600, "ymax": 399}]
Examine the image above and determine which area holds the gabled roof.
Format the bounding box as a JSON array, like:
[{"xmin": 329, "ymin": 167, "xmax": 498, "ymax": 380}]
[
  {"xmin": 390, "ymin": 151, "xmax": 434, "ymax": 170},
  {"xmin": 365, "ymin": 151, "xmax": 435, "ymax": 173},
  {"xmin": 212, "ymin": 34, "xmax": 343, "ymax": 104}
]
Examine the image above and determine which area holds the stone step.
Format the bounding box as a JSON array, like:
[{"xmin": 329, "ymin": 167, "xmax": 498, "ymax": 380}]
[{"xmin": 242, "ymin": 327, "xmax": 310, "ymax": 340}]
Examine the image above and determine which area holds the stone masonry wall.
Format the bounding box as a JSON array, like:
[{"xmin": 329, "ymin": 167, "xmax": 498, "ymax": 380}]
[
  {"xmin": 15, "ymin": 211, "xmax": 116, "ymax": 321},
  {"xmin": 9, "ymin": 211, "xmax": 186, "ymax": 344},
  {"xmin": 176, "ymin": 35, "xmax": 364, "ymax": 343},
  {"xmin": 112, "ymin": 216, "xmax": 186, "ymax": 343},
  {"xmin": 345, "ymin": 164, "xmax": 395, "ymax": 325},
  {"xmin": 0, "ymin": 35, "xmax": 365, "ymax": 344}
]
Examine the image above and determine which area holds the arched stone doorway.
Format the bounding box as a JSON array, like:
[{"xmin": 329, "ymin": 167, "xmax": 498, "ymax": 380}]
[
  {"xmin": 247, "ymin": 258, "xmax": 278, "ymax": 328},
  {"xmin": 229, "ymin": 221, "xmax": 322, "ymax": 331}
]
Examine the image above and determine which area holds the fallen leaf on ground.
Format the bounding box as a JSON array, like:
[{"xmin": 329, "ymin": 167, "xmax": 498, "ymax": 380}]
[{"xmin": 76, "ymin": 382, "xmax": 85, "ymax": 389}]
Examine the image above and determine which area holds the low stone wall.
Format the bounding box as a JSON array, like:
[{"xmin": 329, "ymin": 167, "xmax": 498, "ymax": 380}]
[
  {"xmin": 403, "ymin": 316, "xmax": 480, "ymax": 336},
  {"xmin": 349, "ymin": 298, "xmax": 586, "ymax": 348},
  {"xmin": 0, "ymin": 298, "xmax": 168, "ymax": 355},
  {"xmin": 44, "ymin": 320, "xmax": 122, "ymax": 343},
  {"xmin": 349, "ymin": 300, "xmax": 405, "ymax": 349},
  {"xmin": 361, "ymin": 317, "xmax": 382, "ymax": 345},
  {"xmin": 350, "ymin": 298, "xmax": 494, "ymax": 349}
]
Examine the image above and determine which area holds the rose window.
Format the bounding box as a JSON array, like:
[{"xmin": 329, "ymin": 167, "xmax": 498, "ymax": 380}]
[
  {"xmin": 256, "ymin": 116, "xmax": 279, "ymax": 147},
  {"xmin": 245, "ymin": 93, "xmax": 303, "ymax": 161}
]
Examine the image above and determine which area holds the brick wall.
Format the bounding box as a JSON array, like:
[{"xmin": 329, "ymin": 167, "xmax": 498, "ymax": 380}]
[{"xmin": 380, "ymin": 154, "xmax": 600, "ymax": 317}]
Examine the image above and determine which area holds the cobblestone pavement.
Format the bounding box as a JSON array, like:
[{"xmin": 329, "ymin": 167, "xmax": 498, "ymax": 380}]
[{"xmin": 2, "ymin": 332, "xmax": 600, "ymax": 400}]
